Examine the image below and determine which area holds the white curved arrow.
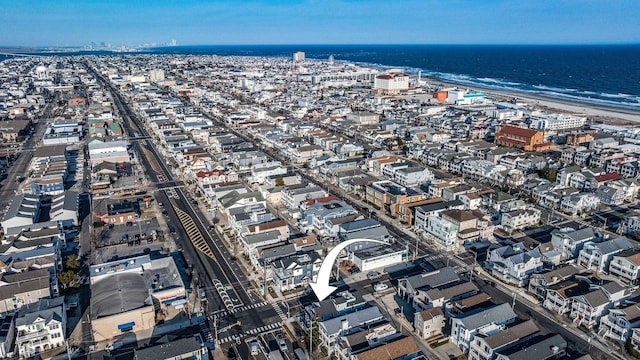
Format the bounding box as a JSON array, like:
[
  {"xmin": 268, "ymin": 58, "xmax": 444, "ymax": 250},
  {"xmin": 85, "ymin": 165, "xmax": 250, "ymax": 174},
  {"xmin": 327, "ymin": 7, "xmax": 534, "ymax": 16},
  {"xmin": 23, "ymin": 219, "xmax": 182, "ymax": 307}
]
[{"xmin": 310, "ymin": 238, "xmax": 389, "ymax": 301}]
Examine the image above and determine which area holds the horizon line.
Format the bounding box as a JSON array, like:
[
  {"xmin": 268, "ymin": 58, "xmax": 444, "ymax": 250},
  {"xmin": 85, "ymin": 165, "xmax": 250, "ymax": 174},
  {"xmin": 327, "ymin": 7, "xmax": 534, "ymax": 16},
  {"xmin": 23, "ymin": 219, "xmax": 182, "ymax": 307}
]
[{"xmin": 2, "ymin": 41, "xmax": 640, "ymax": 49}]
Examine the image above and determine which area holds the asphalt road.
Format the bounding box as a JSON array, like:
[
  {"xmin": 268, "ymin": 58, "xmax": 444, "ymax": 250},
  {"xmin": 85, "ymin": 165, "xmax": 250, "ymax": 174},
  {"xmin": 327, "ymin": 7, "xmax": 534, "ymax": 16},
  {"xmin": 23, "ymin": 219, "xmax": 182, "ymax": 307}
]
[
  {"xmin": 0, "ymin": 98, "xmax": 53, "ymax": 210},
  {"xmin": 200, "ymin": 103, "xmax": 617, "ymax": 359},
  {"xmin": 475, "ymin": 277, "xmax": 612, "ymax": 360},
  {"xmin": 85, "ymin": 61, "xmax": 287, "ymax": 353}
]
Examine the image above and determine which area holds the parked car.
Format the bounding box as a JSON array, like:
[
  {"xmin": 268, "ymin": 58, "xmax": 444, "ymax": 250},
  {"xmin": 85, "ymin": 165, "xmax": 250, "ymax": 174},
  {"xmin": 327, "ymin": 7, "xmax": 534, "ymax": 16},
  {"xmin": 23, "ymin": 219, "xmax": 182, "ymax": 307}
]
[
  {"xmin": 105, "ymin": 340, "xmax": 123, "ymax": 352},
  {"xmin": 373, "ymin": 282, "xmax": 389, "ymax": 292},
  {"xmin": 366, "ymin": 271, "xmax": 381, "ymax": 280},
  {"xmin": 277, "ymin": 334, "xmax": 287, "ymax": 352}
]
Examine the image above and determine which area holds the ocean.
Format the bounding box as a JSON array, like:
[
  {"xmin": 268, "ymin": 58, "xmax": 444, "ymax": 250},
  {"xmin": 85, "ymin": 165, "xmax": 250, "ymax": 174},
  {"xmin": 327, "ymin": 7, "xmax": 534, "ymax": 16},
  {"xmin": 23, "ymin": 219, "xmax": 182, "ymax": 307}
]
[
  {"xmin": 151, "ymin": 44, "xmax": 640, "ymax": 110},
  {"xmin": 3, "ymin": 44, "xmax": 639, "ymax": 110}
]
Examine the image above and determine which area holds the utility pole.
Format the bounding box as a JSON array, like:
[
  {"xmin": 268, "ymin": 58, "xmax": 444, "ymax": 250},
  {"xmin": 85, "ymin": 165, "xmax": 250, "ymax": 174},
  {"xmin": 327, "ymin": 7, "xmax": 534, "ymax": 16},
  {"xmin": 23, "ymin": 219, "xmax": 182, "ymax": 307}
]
[
  {"xmin": 309, "ymin": 319, "xmax": 313, "ymax": 356},
  {"xmin": 213, "ymin": 314, "xmax": 218, "ymax": 345},
  {"xmin": 263, "ymin": 259, "xmax": 268, "ymax": 298},
  {"xmin": 413, "ymin": 233, "xmax": 419, "ymax": 262},
  {"xmin": 511, "ymin": 292, "xmax": 517, "ymax": 310}
]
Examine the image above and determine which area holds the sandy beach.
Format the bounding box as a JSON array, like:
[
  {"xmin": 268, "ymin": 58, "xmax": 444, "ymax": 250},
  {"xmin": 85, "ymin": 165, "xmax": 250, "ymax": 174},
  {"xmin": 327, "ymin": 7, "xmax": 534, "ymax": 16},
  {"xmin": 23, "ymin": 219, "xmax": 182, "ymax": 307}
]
[{"xmin": 427, "ymin": 78, "xmax": 640, "ymax": 125}]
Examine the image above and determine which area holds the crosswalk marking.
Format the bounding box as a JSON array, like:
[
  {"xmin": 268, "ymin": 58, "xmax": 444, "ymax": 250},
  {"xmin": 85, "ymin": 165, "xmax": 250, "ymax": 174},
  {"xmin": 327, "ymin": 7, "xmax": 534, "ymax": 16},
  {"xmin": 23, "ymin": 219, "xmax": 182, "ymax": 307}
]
[
  {"xmin": 272, "ymin": 302, "xmax": 287, "ymax": 321},
  {"xmin": 209, "ymin": 301, "xmax": 269, "ymax": 318},
  {"xmin": 218, "ymin": 323, "xmax": 281, "ymax": 344}
]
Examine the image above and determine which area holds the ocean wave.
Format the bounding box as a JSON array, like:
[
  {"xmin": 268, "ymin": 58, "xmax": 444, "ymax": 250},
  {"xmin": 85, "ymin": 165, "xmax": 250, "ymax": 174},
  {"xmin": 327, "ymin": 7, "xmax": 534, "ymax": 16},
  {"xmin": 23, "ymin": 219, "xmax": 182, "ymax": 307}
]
[
  {"xmin": 477, "ymin": 77, "xmax": 522, "ymax": 86},
  {"xmin": 418, "ymin": 70, "xmax": 640, "ymax": 111}
]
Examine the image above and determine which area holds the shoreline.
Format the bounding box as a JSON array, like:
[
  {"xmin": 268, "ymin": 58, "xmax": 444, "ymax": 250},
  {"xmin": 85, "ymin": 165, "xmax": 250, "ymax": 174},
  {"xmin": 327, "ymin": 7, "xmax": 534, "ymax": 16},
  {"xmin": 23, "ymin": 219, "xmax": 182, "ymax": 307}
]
[
  {"xmin": 425, "ymin": 77, "xmax": 640, "ymax": 125},
  {"xmin": 3, "ymin": 50, "xmax": 638, "ymax": 124}
]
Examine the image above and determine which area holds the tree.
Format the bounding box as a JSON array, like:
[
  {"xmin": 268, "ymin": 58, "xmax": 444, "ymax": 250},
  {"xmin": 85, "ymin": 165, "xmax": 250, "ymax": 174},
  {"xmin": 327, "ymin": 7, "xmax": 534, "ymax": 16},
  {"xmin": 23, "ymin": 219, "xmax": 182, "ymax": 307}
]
[
  {"xmin": 537, "ymin": 167, "xmax": 558, "ymax": 182},
  {"xmin": 57, "ymin": 271, "xmax": 80, "ymax": 289},
  {"xmin": 65, "ymin": 254, "xmax": 80, "ymax": 270},
  {"xmin": 275, "ymin": 177, "xmax": 285, "ymax": 187}
]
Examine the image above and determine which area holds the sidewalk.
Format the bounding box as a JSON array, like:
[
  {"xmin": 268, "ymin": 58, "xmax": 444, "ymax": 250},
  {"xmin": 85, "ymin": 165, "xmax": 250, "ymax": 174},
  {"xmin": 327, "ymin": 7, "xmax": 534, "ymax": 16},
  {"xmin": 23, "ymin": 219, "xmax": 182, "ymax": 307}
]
[
  {"xmin": 365, "ymin": 292, "xmax": 463, "ymax": 360},
  {"xmin": 475, "ymin": 267, "xmax": 623, "ymax": 359}
]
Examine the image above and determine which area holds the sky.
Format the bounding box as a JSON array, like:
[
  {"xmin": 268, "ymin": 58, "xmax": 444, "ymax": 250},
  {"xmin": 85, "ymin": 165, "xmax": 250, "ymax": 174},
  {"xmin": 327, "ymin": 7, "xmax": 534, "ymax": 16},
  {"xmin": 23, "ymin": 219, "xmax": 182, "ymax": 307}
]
[{"xmin": 2, "ymin": 0, "xmax": 640, "ymax": 47}]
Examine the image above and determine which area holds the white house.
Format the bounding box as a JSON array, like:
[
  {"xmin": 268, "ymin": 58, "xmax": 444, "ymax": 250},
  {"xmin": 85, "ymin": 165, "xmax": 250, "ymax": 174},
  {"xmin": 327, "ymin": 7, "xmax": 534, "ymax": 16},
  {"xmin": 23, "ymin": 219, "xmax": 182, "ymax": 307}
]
[
  {"xmin": 570, "ymin": 281, "xmax": 626, "ymax": 329},
  {"xmin": 486, "ymin": 243, "xmax": 543, "ymax": 287},
  {"xmin": 14, "ymin": 297, "xmax": 66, "ymax": 359},
  {"xmin": 609, "ymin": 250, "xmax": 640, "ymax": 285},
  {"xmin": 577, "ymin": 237, "xmax": 635, "ymax": 273},
  {"xmin": 450, "ymin": 303, "xmax": 517, "ymax": 355},
  {"xmin": 425, "ymin": 215, "xmax": 458, "ymax": 252},
  {"xmin": 500, "ymin": 208, "xmax": 541, "ymax": 234},
  {"xmin": 550, "ymin": 227, "xmax": 597, "ymax": 261},
  {"xmin": 414, "ymin": 307, "xmax": 445, "ymax": 340},
  {"xmin": 468, "ymin": 319, "xmax": 539, "ymax": 360},
  {"xmin": 599, "ymin": 304, "xmax": 640, "ymax": 344},
  {"xmin": 559, "ymin": 193, "xmax": 600, "ymax": 216}
]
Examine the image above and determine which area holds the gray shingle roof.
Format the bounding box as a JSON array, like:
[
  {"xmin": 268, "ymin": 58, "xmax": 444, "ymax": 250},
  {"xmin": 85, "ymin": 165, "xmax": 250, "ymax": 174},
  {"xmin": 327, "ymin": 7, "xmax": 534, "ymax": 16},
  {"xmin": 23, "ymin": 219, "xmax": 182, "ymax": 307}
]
[
  {"xmin": 497, "ymin": 334, "xmax": 566, "ymax": 360},
  {"xmin": 458, "ymin": 303, "xmax": 516, "ymax": 330},
  {"xmin": 319, "ymin": 306, "xmax": 384, "ymax": 336},
  {"xmin": 406, "ymin": 267, "xmax": 459, "ymax": 291},
  {"xmin": 134, "ymin": 336, "xmax": 203, "ymax": 360}
]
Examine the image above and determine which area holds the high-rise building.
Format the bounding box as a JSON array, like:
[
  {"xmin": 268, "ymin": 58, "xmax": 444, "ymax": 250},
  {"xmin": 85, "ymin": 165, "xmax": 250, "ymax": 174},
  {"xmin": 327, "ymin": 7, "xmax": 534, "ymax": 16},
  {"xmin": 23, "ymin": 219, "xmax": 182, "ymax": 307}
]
[{"xmin": 293, "ymin": 51, "xmax": 305, "ymax": 62}]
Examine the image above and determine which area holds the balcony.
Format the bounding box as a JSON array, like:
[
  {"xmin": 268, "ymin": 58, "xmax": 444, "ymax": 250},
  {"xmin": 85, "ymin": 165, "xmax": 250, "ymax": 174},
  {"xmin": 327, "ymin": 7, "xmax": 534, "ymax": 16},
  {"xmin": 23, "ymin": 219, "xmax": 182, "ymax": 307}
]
[{"xmin": 16, "ymin": 329, "xmax": 50, "ymax": 342}]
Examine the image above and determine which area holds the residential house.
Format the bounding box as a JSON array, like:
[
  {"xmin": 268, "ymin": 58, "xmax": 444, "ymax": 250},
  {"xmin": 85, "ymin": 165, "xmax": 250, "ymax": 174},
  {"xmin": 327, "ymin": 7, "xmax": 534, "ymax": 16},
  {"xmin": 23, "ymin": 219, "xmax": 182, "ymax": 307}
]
[
  {"xmin": 414, "ymin": 307, "xmax": 445, "ymax": 340},
  {"xmin": 494, "ymin": 334, "xmax": 566, "ymax": 360},
  {"xmin": 550, "ymin": 227, "xmax": 597, "ymax": 261},
  {"xmin": 271, "ymin": 252, "xmax": 322, "ymax": 292},
  {"xmin": 398, "ymin": 267, "xmax": 459, "ymax": 302},
  {"xmin": 281, "ymin": 186, "xmax": 327, "ymax": 209},
  {"xmin": 595, "ymin": 185, "xmax": 626, "ymax": 206},
  {"xmin": 441, "ymin": 209, "xmax": 481, "ymax": 244},
  {"xmin": 333, "ymin": 322, "xmax": 400, "ymax": 360},
  {"xmin": 543, "ymin": 278, "xmax": 591, "ymax": 315},
  {"xmin": 577, "ymin": 237, "xmax": 635, "ymax": 273},
  {"xmin": 450, "ymin": 303, "xmax": 517, "ymax": 354},
  {"xmin": 500, "ymin": 208, "xmax": 541, "ymax": 234},
  {"xmin": 599, "ymin": 303, "xmax": 640, "ymax": 344},
  {"xmin": 486, "ymin": 243, "xmax": 543, "ymax": 287},
  {"xmin": 318, "ymin": 306, "xmax": 385, "ymax": 354},
  {"xmin": 609, "ymin": 250, "xmax": 640, "ymax": 285},
  {"xmin": 0, "ymin": 269, "xmax": 52, "ymax": 314},
  {"xmin": 14, "ymin": 297, "xmax": 66, "ymax": 359},
  {"xmin": 528, "ymin": 265, "xmax": 583, "ymax": 300},
  {"xmin": 1, "ymin": 194, "xmax": 41, "ymax": 235},
  {"xmin": 339, "ymin": 335, "xmax": 419, "ymax": 360},
  {"xmin": 468, "ymin": 319, "xmax": 539, "ymax": 360},
  {"xmin": 559, "ymin": 193, "xmax": 600, "ymax": 216},
  {"xmin": 570, "ymin": 281, "xmax": 627, "ymax": 329},
  {"xmin": 411, "ymin": 281, "xmax": 479, "ymax": 311}
]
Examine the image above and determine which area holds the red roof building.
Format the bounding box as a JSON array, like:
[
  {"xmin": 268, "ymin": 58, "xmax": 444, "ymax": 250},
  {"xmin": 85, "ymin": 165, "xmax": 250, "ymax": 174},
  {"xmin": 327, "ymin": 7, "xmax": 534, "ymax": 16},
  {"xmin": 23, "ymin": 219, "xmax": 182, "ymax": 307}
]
[{"xmin": 495, "ymin": 125, "xmax": 549, "ymax": 152}]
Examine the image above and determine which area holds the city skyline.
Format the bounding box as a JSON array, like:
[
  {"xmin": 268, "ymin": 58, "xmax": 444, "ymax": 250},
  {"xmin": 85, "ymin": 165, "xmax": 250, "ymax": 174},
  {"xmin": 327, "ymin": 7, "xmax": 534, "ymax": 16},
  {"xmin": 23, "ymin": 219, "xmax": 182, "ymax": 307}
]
[{"xmin": 2, "ymin": 0, "xmax": 640, "ymax": 47}]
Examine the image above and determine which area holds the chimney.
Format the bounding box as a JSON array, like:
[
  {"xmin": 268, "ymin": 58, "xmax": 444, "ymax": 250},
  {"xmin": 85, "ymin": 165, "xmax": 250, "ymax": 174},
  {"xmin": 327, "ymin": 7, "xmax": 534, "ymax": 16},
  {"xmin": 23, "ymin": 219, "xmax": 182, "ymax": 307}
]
[{"xmin": 341, "ymin": 319, "xmax": 349, "ymax": 333}]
